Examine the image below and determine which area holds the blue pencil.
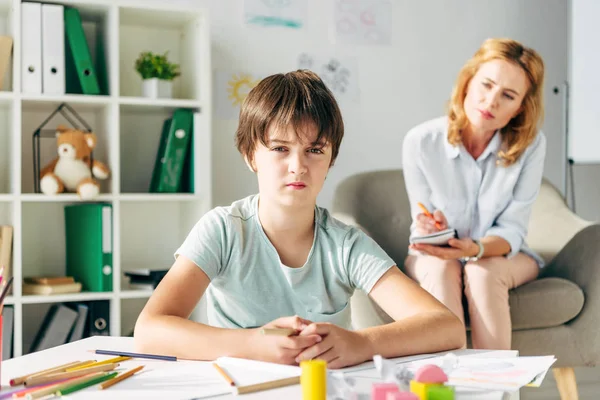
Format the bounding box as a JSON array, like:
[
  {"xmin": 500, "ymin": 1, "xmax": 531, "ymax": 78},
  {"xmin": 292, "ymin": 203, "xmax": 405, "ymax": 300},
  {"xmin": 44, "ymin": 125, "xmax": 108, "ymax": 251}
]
[{"xmin": 95, "ymin": 349, "xmax": 177, "ymax": 361}]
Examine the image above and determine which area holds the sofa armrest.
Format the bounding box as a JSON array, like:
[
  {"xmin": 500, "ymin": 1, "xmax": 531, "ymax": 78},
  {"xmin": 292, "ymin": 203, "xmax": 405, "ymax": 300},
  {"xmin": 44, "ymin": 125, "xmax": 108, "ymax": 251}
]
[{"xmin": 541, "ymin": 224, "xmax": 600, "ymax": 366}]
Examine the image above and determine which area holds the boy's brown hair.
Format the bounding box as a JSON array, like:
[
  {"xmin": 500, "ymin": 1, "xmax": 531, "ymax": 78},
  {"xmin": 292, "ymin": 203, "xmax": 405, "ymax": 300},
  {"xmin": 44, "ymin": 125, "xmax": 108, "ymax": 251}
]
[{"xmin": 235, "ymin": 70, "xmax": 344, "ymax": 166}]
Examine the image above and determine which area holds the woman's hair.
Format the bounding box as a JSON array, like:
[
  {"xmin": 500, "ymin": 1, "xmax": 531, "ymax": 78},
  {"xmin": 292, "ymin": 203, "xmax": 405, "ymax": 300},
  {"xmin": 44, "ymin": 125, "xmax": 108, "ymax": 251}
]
[
  {"xmin": 447, "ymin": 38, "xmax": 545, "ymax": 166},
  {"xmin": 235, "ymin": 70, "xmax": 344, "ymax": 166}
]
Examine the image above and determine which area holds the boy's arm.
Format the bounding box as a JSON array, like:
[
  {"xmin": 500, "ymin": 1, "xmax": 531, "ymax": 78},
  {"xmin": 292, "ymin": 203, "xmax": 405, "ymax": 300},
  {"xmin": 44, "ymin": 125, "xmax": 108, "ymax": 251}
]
[
  {"xmin": 361, "ymin": 266, "xmax": 465, "ymax": 357},
  {"xmin": 134, "ymin": 255, "xmax": 320, "ymax": 362}
]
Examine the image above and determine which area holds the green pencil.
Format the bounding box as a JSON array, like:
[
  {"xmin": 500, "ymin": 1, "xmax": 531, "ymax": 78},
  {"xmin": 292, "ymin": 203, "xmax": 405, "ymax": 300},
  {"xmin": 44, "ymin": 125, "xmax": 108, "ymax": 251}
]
[{"xmin": 56, "ymin": 372, "xmax": 118, "ymax": 396}]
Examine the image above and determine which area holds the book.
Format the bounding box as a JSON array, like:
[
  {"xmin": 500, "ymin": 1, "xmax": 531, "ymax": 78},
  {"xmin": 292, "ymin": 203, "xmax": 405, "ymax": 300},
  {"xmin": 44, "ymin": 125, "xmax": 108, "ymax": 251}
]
[
  {"xmin": 30, "ymin": 304, "xmax": 79, "ymax": 352},
  {"xmin": 24, "ymin": 276, "xmax": 75, "ymax": 285},
  {"xmin": 409, "ymin": 228, "xmax": 458, "ymax": 246},
  {"xmin": 0, "ymin": 35, "xmax": 13, "ymax": 90},
  {"xmin": 64, "ymin": 7, "xmax": 100, "ymax": 94},
  {"xmin": 23, "ymin": 282, "xmax": 82, "ymax": 295},
  {"xmin": 0, "ymin": 225, "xmax": 13, "ymax": 293},
  {"xmin": 64, "ymin": 203, "xmax": 113, "ymax": 292},
  {"xmin": 2, "ymin": 305, "xmax": 14, "ymax": 359}
]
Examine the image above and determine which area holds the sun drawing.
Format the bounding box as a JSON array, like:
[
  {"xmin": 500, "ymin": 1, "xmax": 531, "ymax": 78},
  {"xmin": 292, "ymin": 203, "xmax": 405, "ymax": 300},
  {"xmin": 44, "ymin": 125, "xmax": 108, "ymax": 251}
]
[{"xmin": 227, "ymin": 73, "xmax": 258, "ymax": 106}]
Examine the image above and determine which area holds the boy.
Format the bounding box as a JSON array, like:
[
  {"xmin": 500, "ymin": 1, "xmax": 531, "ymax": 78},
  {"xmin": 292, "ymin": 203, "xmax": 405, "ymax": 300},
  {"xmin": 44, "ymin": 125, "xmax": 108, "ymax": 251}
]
[{"xmin": 134, "ymin": 70, "xmax": 464, "ymax": 369}]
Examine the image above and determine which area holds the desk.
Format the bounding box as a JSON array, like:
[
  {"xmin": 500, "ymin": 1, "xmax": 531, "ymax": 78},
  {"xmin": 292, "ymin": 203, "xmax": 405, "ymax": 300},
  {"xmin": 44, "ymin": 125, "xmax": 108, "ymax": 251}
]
[{"xmin": 1, "ymin": 336, "xmax": 519, "ymax": 399}]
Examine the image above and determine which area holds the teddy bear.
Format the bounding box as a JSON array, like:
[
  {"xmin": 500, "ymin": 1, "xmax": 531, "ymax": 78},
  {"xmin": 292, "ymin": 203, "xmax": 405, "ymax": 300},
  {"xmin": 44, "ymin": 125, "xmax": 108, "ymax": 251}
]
[{"xmin": 39, "ymin": 125, "xmax": 110, "ymax": 200}]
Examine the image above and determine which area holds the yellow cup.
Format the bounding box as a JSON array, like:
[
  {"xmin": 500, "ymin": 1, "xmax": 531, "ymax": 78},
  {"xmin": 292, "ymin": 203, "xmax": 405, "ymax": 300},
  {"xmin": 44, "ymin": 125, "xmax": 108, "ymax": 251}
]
[{"xmin": 301, "ymin": 359, "xmax": 327, "ymax": 400}]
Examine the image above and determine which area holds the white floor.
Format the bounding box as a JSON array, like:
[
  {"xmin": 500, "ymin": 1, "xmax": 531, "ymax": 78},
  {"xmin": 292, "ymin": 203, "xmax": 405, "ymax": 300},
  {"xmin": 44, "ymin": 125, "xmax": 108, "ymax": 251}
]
[{"xmin": 521, "ymin": 366, "xmax": 599, "ymax": 400}]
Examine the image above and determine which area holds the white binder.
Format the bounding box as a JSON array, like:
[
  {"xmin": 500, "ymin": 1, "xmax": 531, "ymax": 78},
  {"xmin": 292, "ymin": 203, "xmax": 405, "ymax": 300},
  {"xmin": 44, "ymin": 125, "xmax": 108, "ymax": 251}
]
[
  {"xmin": 20, "ymin": 2, "xmax": 42, "ymax": 94},
  {"xmin": 41, "ymin": 4, "xmax": 65, "ymax": 94}
]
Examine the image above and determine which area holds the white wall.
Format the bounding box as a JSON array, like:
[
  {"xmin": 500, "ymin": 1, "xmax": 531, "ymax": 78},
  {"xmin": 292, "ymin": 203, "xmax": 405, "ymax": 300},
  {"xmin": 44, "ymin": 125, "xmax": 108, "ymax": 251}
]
[{"xmin": 143, "ymin": 1, "xmax": 591, "ymax": 220}]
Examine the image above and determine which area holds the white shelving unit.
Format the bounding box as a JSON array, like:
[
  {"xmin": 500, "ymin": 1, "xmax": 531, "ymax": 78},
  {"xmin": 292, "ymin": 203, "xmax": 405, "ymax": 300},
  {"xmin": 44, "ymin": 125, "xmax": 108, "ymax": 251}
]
[{"xmin": 0, "ymin": 0, "xmax": 212, "ymax": 357}]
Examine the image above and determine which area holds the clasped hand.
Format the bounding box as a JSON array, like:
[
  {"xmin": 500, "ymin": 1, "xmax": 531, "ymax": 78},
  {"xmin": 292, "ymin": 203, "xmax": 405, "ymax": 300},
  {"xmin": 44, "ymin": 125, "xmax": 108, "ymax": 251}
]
[
  {"xmin": 410, "ymin": 209, "xmax": 478, "ymax": 260},
  {"xmin": 255, "ymin": 316, "xmax": 372, "ymax": 369}
]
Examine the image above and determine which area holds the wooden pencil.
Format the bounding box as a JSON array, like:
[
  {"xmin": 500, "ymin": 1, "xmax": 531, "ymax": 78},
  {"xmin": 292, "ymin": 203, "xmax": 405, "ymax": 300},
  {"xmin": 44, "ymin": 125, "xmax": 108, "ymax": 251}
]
[
  {"xmin": 234, "ymin": 376, "xmax": 300, "ymax": 395},
  {"xmin": 66, "ymin": 356, "xmax": 131, "ymax": 371},
  {"xmin": 212, "ymin": 363, "xmax": 235, "ymax": 386},
  {"xmin": 260, "ymin": 328, "xmax": 297, "ymax": 336},
  {"xmin": 10, "ymin": 360, "xmax": 89, "ymax": 386},
  {"xmin": 24, "ymin": 372, "xmax": 105, "ymax": 400},
  {"xmin": 25, "ymin": 363, "xmax": 119, "ymax": 386},
  {"xmin": 99, "ymin": 365, "xmax": 144, "ymax": 390}
]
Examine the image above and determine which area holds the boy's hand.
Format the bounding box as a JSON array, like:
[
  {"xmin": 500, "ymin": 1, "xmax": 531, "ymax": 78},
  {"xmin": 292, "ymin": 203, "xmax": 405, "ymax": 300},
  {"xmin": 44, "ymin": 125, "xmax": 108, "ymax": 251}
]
[
  {"xmin": 295, "ymin": 322, "xmax": 372, "ymax": 369},
  {"xmin": 251, "ymin": 316, "xmax": 322, "ymax": 365},
  {"xmin": 415, "ymin": 209, "xmax": 447, "ymax": 235}
]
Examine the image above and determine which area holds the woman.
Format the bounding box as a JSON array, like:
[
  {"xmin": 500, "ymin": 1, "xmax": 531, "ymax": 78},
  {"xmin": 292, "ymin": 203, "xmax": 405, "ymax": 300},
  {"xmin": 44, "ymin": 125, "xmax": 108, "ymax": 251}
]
[{"xmin": 402, "ymin": 38, "xmax": 546, "ymax": 350}]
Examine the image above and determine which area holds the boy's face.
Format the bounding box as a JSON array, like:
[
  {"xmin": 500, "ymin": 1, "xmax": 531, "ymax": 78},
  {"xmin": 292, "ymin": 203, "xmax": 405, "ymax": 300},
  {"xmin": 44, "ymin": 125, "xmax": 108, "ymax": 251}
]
[{"xmin": 251, "ymin": 122, "xmax": 332, "ymax": 208}]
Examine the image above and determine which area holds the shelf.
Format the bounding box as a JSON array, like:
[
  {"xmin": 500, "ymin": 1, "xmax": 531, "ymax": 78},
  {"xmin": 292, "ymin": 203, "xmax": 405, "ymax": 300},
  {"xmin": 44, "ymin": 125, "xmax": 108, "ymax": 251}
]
[
  {"xmin": 20, "ymin": 194, "xmax": 114, "ymax": 202},
  {"xmin": 0, "ymin": 194, "xmax": 14, "ymax": 201},
  {"xmin": 21, "ymin": 94, "xmax": 113, "ymax": 110},
  {"xmin": 3, "ymin": 295, "xmax": 14, "ymax": 305},
  {"xmin": 119, "ymin": 97, "xmax": 202, "ymax": 112},
  {"xmin": 0, "ymin": 91, "xmax": 14, "ymax": 104},
  {"xmin": 119, "ymin": 193, "xmax": 200, "ymax": 201},
  {"xmin": 20, "ymin": 291, "xmax": 114, "ymax": 304},
  {"xmin": 119, "ymin": 290, "xmax": 153, "ymax": 299}
]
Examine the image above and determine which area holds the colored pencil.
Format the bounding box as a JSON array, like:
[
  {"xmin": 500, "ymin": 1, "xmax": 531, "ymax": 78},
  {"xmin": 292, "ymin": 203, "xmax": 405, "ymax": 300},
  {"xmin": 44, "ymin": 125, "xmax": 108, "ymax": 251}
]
[
  {"xmin": 95, "ymin": 349, "xmax": 177, "ymax": 361},
  {"xmin": 24, "ymin": 372, "xmax": 105, "ymax": 400},
  {"xmin": 10, "ymin": 360, "xmax": 90, "ymax": 386},
  {"xmin": 56, "ymin": 372, "xmax": 118, "ymax": 396},
  {"xmin": 25, "ymin": 363, "xmax": 119, "ymax": 386},
  {"xmin": 66, "ymin": 356, "xmax": 131, "ymax": 371},
  {"xmin": 212, "ymin": 363, "xmax": 235, "ymax": 386},
  {"xmin": 235, "ymin": 376, "xmax": 300, "ymax": 395},
  {"xmin": 260, "ymin": 328, "xmax": 296, "ymax": 336},
  {"xmin": 99, "ymin": 365, "xmax": 144, "ymax": 389}
]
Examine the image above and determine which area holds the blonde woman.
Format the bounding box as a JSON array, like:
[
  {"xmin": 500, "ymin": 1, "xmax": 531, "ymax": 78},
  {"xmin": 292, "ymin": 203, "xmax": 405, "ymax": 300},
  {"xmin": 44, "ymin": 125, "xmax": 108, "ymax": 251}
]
[{"xmin": 402, "ymin": 38, "xmax": 546, "ymax": 350}]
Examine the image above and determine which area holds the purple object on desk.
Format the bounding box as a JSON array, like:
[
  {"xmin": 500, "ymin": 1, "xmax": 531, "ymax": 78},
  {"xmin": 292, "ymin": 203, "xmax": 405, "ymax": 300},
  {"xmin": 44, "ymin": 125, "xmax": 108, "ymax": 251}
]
[{"xmin": 95, "ymin": 349, "xmax": 177, "ymax": 361}]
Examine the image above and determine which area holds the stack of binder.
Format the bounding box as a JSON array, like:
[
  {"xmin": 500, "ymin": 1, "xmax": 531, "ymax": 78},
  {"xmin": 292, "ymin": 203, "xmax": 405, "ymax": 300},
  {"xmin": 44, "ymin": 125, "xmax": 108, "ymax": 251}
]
[{"xmin": 21, "ymin": 2, "xmax": 102, "ymax": 95}]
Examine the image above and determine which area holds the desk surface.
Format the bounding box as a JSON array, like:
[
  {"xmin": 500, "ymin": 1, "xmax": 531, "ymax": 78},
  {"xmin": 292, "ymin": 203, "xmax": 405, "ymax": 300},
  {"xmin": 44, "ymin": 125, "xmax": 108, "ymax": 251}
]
[{"xmin": 1, "ymin": 336, "xmax": 519, "ymax": 399}]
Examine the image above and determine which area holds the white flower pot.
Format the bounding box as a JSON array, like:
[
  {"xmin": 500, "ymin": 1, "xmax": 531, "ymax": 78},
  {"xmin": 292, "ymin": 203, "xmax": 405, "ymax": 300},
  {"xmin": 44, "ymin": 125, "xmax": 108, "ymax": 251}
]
[
  {"xmin": 142, "ymin": 78, "xmax": 159, "ymax": 98},
  {"xmin": 159, "ymin": 80, "xmax": 173, "ymax": 98}
]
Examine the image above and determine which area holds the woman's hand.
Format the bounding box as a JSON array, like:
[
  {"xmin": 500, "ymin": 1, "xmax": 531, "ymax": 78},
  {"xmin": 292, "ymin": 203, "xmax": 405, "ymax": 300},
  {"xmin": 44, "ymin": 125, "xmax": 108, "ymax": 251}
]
[
  {"xmin": 410, "ymin": 237, "xmax": 479, "ymax": 260},
  {"xmin": 250, "ymin": 316, "xmax": 322, "ymax": 365},
  {"xmin": 295, "ymin": 322, "xmax": 373, "ymax": 369},
  {"xmin": 415, "ymin": 209, "xmax": 447, "ymax": 235}
]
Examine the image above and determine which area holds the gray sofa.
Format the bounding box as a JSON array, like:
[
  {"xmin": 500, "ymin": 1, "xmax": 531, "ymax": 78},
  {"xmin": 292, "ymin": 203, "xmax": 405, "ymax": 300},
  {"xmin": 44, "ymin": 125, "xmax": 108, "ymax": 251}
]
[{"xmin": 332, "ymin": 169, "xmax": 600, "ymax": 400}]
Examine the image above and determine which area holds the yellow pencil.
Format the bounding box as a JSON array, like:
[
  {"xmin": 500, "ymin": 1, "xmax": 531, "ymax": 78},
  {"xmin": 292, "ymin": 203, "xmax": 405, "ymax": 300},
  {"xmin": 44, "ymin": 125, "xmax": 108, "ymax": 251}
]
[
  {"xmin": 10, "ymin": 360, "xmax": 93, "ymax": 386},
  {"xmin": 260, "ymin": 328, "xmax": 297, "ymax": 336},
  {"xmin": 25, "ymin": 363, "xmax": 119, "ymax": 386},
  {"xmin": 213, "ymin": 363, "xmax": 236, "ymax": 386},
  {"xmin": 66, "ymin": 356, "xmax": 131, "ymax": 371},
  {"xmin": 99, "ymin": 365, "xmax": 144, "ymax": 390}
]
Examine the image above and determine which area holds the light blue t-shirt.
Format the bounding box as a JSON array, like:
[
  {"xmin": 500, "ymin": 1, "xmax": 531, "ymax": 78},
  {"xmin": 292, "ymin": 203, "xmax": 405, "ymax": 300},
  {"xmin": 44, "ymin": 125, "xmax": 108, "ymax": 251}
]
[{"xmin": 175, "ymin": 194, "xmax": 395, "ymax": 330}]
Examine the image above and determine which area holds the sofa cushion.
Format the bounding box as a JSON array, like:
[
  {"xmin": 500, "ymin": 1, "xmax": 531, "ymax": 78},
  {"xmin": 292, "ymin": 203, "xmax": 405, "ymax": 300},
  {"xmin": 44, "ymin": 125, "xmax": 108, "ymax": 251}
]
[{"xmin": 507, "ymin": 277, "xmax": 584, "ymax": 330}]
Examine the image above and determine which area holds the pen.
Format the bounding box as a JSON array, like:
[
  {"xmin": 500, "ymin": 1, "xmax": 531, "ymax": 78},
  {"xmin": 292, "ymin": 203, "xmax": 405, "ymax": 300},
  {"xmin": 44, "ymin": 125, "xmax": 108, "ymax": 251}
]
[
  {"xmin": 417, "ymin": 202, "xmax": 442, "ymax": 230},
  {"xmin": 95, "ymin": 349, "xmax": 177, "ymax": 361}
]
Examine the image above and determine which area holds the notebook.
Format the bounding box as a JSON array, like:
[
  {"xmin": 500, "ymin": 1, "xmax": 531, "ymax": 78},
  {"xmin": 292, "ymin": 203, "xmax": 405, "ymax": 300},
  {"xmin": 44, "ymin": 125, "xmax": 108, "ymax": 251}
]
[{"xmin": 410, "ymin": 228, "xmax": 458, "ymax": 246}]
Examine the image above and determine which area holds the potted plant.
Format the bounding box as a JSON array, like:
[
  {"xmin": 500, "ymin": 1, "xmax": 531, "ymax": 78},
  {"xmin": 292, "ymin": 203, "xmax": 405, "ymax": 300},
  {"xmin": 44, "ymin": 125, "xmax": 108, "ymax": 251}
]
[{"xmin": 134, "ymin": 51, "xmax": 181, "ymax": 98}]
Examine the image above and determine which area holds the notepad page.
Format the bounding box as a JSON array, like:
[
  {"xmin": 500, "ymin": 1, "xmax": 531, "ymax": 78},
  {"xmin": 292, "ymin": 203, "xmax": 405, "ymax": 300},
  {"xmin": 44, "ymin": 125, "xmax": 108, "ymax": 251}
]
[{"xmin": 215, "ymin": 356, "xmax": 301, "ymax": 386}]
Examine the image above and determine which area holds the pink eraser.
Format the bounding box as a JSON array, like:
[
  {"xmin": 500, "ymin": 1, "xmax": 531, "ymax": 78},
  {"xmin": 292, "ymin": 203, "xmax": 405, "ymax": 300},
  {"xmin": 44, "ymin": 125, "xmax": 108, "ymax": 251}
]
[
  {"xmin": 387, "ymin": 391, "xmax": 419, "ymax": 400},
  {"xmin": 371, "ymin": 382, "xmax": 399, "ymax": 400},
  {"xmin": 413, "ymin": 364, "xmax": 448, "ymax": 384}
]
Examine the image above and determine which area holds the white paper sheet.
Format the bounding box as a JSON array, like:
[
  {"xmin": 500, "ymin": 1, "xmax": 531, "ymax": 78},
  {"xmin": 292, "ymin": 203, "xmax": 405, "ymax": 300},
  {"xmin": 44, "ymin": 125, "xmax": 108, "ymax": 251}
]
[
  {"xmin": 297, "ymin": 52, "xmax": 360, "ymax": 104},
  {"xmin": 333, "ymin": 0, "xmax": 392, "ymax": 45},
  {"xmin": 244, "ymin": 0, "xmax": 307, "ymax": 28}
]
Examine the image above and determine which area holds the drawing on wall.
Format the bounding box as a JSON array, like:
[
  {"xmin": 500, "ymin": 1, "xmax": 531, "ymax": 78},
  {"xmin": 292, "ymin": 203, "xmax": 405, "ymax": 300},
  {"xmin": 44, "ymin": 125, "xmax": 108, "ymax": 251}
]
[
  {"xmin": 297, "ymin": 52, "xmax": 359, "ymax": 103},
  {"xmin": 333, "ymin": 0, "xmax": 392, "ymax": 45},
  {"xmin": 244, "ymin": 0, "xmax": 307, "ymax": 28},
  {"xmin": 215, "ymin": 71, "xmax": 261, "ymax": 119}
]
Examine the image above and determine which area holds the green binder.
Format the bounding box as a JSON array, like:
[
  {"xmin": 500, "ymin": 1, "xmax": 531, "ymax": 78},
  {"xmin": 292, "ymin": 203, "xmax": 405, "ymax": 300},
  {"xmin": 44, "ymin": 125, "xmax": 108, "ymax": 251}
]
[
  {"xmin": 64, "ymin": 203, "xmax": 113, "ymax": 292},
  {"xmin": 149, "ymin": 109, "xmax": 194, "ymax": 193},
  {"xmin": 64, "ymin": 7, "xmax": 100, "ymax": 95}
]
